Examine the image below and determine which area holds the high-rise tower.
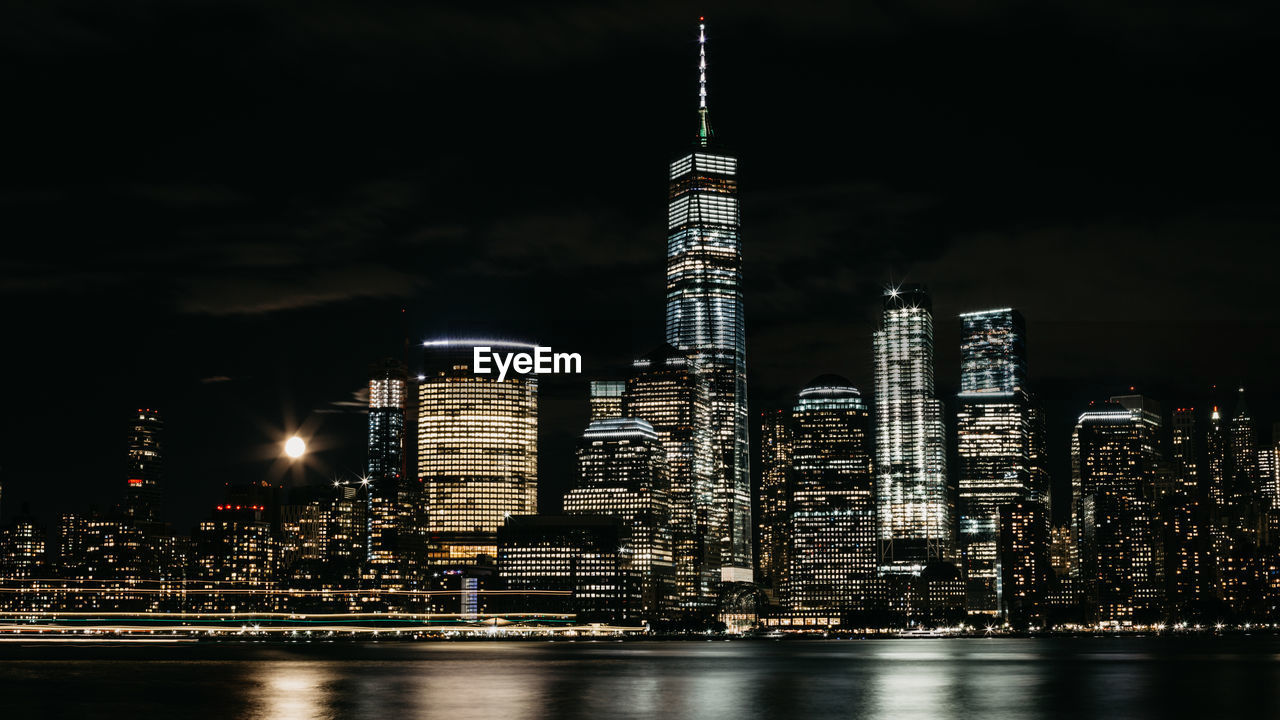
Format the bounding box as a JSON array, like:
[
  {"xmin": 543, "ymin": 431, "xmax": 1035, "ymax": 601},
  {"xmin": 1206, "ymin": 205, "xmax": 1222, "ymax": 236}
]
[
  {"xmin": 124, "ymin": 409, "xmax": 164, "ymax": 523},
  {"xmin": 757, "ymin": 409, "xmax": 792, "ymax": 592},
  {"xmin": 367, "ymin": 359, "xmax": 408, "ymax": 497},
  {"xmin": 664, "ymin": 20, "xmax": 751, "ymax": 583},
  {"xmin": 1073, "ymin": 399, "xmax": 1165, "ymax": 624},
  {"xmin": 365, "ymin": 358, "xmax": 415, "ymax": 584},
  {"xmin": 622, "ymin": 345, "xmax": 715, "ymax": 609},
  {"xmin": 1168, "ymin": 406, "xmax": 1213, "ymax": 617},
  {"xmin": 1228, "ymin": 388, "xmax": 1262, "ymax": 503},
  {"xmin": 564, "ymin": 418, "xmax": 674, "ymax": 618},
  {"xmin": 417, "ymin": 339, "xmax": 538, "ymax": 564},
  {"xmin": 873, "ymin": 285, "xmax": 951, "ymax": 573},
  {"xmin": 785, "ymin": 376, "xmax": 876, "ymax": 611},
  {"xmin": 1267, "ymin": 422, "xmax": 1280, "ymax": 510},
  {"xmin": 956, "ymin": 309, "xmax": 1031, "ymax": 615}
]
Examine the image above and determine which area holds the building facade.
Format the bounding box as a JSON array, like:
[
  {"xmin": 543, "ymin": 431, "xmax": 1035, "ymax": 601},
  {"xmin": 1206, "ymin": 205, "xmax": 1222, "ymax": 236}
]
[
  {"xmin": 563, "ymin": 418, "xmax": 674, "ymax": 618},
  {"xmin": 873, "ymin": 285, "xmax": 952, "ymax": 573},
  {"xmin": 757, "ymin": 409, "xmax": 792, "ymax": 592},
  {"xmin": 998, "ymin": 501, "xmax": 1051, "ymax": 627},
  {"xmin": 956, "ymin": 309, "xmax": 1032, "ymax": 615},
  {"xmin": 588, "ymin": 380, "xmax": 626, "ymax": 421},
  {"xmin": 365, "ymin": 358, "xmax": 416, "ymax": 586},
  {"xmin": 418, "ymin": 339, "xmax": 538, "ymax": 564},
  {"xmin": 497, "ymin": 514, "xmax": 638, "ymax": 624},
  {"xmin": 784, "ymin": 376, "xmax": 875, "ymax": 612},
  {"xmin": 622, "ymin": 345, "xmax": 715, "ymax": 610},
  {"xmin": 123, "ymin": 409, "xmax": 164, "ymax": 522},
  {"xmin": 1074, "ymin": 399, "xmax": 1165, "ymax": 625}
]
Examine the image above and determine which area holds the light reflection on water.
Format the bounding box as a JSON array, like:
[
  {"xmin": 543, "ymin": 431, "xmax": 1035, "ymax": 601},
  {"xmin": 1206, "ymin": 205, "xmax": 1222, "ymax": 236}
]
[
  {"xmin": 1, "ymin": 638, "xmax": 1279, "ymax": 720},
  {"xmin": 247, "ymin": 662, "xmax": 335, "ymax": 720}
]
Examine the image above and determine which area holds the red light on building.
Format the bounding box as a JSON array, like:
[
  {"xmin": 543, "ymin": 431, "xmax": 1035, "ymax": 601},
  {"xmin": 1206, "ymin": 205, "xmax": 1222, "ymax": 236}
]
[{"xmin": 127, "ymin": 478, "xmax": 143, "ymax": 486}]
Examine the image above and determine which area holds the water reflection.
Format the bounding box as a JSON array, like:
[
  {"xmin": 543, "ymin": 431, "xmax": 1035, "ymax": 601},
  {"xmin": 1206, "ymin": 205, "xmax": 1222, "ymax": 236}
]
[
  {"xmin": 869, "ymin": 642, "xmax": 961, "ymax": 720},
  {"xmin": 246, "ymin": 661, "xmax": 335, "ymax": 720},
  {"xmin": 412, "ymin": 656, "xmax": 546, "ymax": 720},
  {"xmin": 1, "ymin": 638, "xmax": 1278, "ymax": 720}
]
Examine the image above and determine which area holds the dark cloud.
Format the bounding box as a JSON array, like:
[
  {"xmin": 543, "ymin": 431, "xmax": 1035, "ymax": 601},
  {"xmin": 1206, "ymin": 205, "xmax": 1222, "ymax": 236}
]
[
  {"xmin": 317, "ymin": 386, "xmax": 370, "ymax": 415},
  {"xmin": 178, "ymin": 262, "xmax": 419, "ymax": 315}
]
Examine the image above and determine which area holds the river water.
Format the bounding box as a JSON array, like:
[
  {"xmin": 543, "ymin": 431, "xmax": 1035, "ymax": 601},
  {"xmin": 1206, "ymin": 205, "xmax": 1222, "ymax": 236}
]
[{"xmin": 1, "ymin": 636, "xmax": 1277, "ymax": 719}]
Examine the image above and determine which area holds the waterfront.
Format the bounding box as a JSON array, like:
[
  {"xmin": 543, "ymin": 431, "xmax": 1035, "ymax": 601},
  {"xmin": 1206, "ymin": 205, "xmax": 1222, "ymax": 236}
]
[{"xmin": 1, "ymin": 637, "xmax": 1278, "ymax": 719}]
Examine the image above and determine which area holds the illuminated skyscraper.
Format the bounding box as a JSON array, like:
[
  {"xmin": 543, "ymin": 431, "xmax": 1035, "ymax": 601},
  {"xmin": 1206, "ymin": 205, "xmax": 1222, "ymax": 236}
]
[
  {"xmin": 1168, "ymin": 406, "xmax": 1213, "ymax": 617},
  {"xmin": 757, "ymin": 409, "xmax": 792, "ymax": 592},
  {"xmin": 1206, "ymin": 404, "xmax": 1229, "ymax": 514},
  {"xmin": 874, "ymin": 285, "xmax": 951, "ymax": 573},
  {"xmin": 283, "ymin": 483, "xmax": 367, "ymax": 591},
  {"xmin": 959, "ymin": 309, "xmax": 1026, "ymax": 395},
  {"xmin": 1267, "ymin": 422, "xmax": 1280, "ymax": 510},
  {"xmin": 418, "ymin": 339, "xmax": 538, "ymax": 563},
  {"xmin": 1228, "ymin": 388, "xmax": 1262, "ymax": 504},
  {"xmin": 365, "ymin": 358, "xmax": 416, "ymax": 585},
  {"xmin": 998, "ymin": 501, "xmax": 1050, "ymax": 627},
  {"xmin": 367, "ymin": 359, "xmax": 408, "ymax": 496},
  {"xmin": 1207, "ymin": 389, "xmax": 1270, "ymax": 605},
  {"xmin": 664, "ymin": 21, "xmax": 751, "ymax": 582},
  {"xmin": 622, "ymin": 345, "xmax": 715, "ymax": 609},
  {"xmin": 1074, "ymin": 399, "xmax": 1165, "ymax": 624},
  {"xmin": 1171, "ymin": 407, "xmax": 1199, "ymax": 480},
  {"xmin": 784, "ymin": 376, "xmax": 875, "ymax": 612},
  {"xmin": 956, "ymin": 309, "xmax": 1031, "ymax": 614},
  {"xmin": 564, "ymin": 418, "xmax": 673, "ymax": 617},
  {"xmin": 124, "ymin": 409, "xmax": 164, "ymax": 522}
]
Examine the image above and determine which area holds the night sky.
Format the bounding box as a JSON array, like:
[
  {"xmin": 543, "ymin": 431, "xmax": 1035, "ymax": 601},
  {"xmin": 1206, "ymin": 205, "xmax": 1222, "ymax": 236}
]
[{"xmin": 3, "ymin": 1, "xmax": 1278, "ymax": 532}]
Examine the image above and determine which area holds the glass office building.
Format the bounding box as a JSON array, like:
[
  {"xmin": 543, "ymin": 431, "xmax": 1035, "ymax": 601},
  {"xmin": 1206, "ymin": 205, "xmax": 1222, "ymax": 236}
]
[
  {"xmin": 664, "ymin": 21, "xmax": 752, "ymax": 582},
  {"xmin": 956, "ymin": 308, "xmax": 1030, "ymax": 614},
  {"xmin": 365, "ymin": 358, "xmax": 416, "ymax": 584},
  {"xmin": 873, "ymin": 285, "xmax": 951, "ymax": 574},
  {"xmin": 958, "ymin": 309, "xmax": 1026, "ymax": 394},
  {"xmin": 367, "ymin": 358, "xmax": 408, "ymax": 497}
]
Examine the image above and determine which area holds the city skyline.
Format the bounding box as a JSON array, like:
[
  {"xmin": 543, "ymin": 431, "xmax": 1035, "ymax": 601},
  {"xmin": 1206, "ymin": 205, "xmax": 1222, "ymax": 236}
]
[
  {"xmin": 4, "ymin": 5, "xmax": 1279, "ymax": 533},
  {"xmin": 5, "ymin": 8, "xmax": 1280, "ymax": 720},
  {"xmin": 1, "ymin": 12, "xmax": 1279, "ymax": 632}
]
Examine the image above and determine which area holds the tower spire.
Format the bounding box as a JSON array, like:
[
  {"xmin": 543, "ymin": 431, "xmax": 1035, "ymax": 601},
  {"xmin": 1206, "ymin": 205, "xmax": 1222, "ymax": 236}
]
[{"xmin": 697, "ymin": 17, "xmax": 713, "ymax": 147}]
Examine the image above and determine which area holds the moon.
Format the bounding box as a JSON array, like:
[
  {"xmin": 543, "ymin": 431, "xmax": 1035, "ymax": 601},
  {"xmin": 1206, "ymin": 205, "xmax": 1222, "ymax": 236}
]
[{"xmin": 284, "ymin": 436, "xmax": 306, "ymax": 459}]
